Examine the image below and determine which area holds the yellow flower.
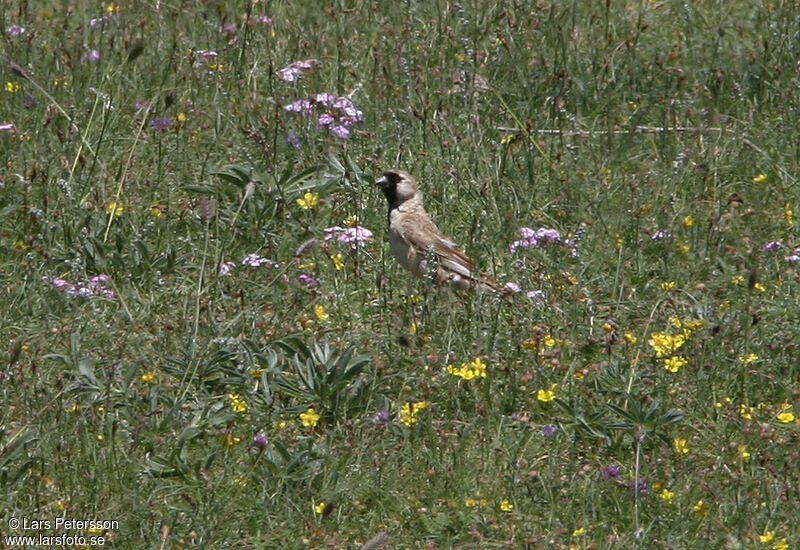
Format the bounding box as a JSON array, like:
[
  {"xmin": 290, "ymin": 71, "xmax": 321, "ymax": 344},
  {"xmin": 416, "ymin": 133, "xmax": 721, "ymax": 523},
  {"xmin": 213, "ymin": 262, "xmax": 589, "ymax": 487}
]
[
  {"xmin": 660, "ymin": 281, "xmax": 676, "ymax": 291},
  {"xmin": 499, "ymin": 499, "xmax": 513, "ymax": 511},
  {"xmin": 249, "ymin": 368, "xmax": 264, "ymax": 378},
  {"xmin": 760, "ymin": 531, "xmax": 775, "ymax": 543},
  {"xmin": 330, "ymin": 253, "xmax": 344, "ymax": 270},
  {"xmin": 673, "ymin": 437, "xmax": 689, "ymax": 454},
  {"xmin": 464, "ymin": 497, "xmax": 477, "ymax": 507},
  {"xmin": 776, "ymin": 411, "xmax": 796, "ymax": 423},
  {"xmin": 343, "ymin": 215, "xmax": 359, "ymax": 226},
  {"xmin": 624, "ymin": 331, "xmax": 637, "ymax": 344},
  {"xmin": 785, "ymin": 203, "xmax": 794, "ymax": 226},
  {"xmin": 233, "ymin": 476, "xmax": 247, "ymax": 487},
  {"xmin": 738, "ymin": 445, "xmax": 750, "ymax": 461},
  {"xmin": 692, "ymin": 499, "xmax": 709, "ymax": 516},
  {"xmin": 602, "ymin": 322, "xmax": 614, "ymax": 333},
  {"xmin": 296, "ymin": 191, "xmax": 320, "ymax": 209},
  {"xmin": 544, "ymin": 334, "xmax": 556, "ymax": 346},
  {"xmin": 753, "ymin": 282, "xmax": 765, "ymax": 292},
  {"xmin": 500, "ymin": 134, "xmax": 514, "ymax": 145},
  {"xmin": 140, "ymin": 371, "xmax": 155, "ymax": 383},
  {"xmin": 663, "ymin": 356, "xmax": 687, "ymax": 373},
  {"xmin": 66, "ymin": 403, "xmax": 80, "ymax": 413},
  {"xmin": 313, "ymin": 304, "xmax": 329, "ymax": 321},
  {"xmin": 537, "ymin": 384, "xmax": 557, "ymax": 402},
  {"xmin": 572, "ymin": 527, "xmax": 585, "ymax": 536},
  {"xmin": 684, "ymin": 319, "xmax": 705, "ymax": 330},
  {"xmin": 299, "ymin": 408, "xmax": 320, "ymax": 427},
  {"xmin": 409, "ymin": 321, "xmax": 417, "ymax": 333},
  {"xmin": 522, "ymin": 339, "xmax": 537, "ymax": 350},
  {"xmin": 683, "ymin": 215, "xmax": 695, "ymax": 227},
  {"xmin": 659, "ymin": 488, "xmax": 675, "ymax": 504},
  {"xmin": 772, "ymin": 538, "xmax": 788, "ymax": 550},
  {"xmin": 740, "ymin": 404, "xmax": 753, "ymax": 420},
  {"xmin": 53, "ymin": 76, "xmax": 68, "ymax": 87},
  {"xmin": 447, "ymin": 357, "xmax": 488, "ymax": 380},
  {"xmin": 399, "ymin": 401, "xmax": 429, "ymax": 426},
  {"xmin": 719, "ymin": 300, "xmax": 732, "ymax": 310},
  {"xmin": 752, "ymin": 173, "xmax": 767, "ymax": 183},
  {"xmin": 669, "ymin": 316, "xmax": 682, "ymax": 328},
  {"xmin": 228, "ymin": 393, "xmax": 247, "ymax": 413},
  {"xmin": 615, "ymin": 235, "xmax": 623, "ymax": 249},
  {"xmin": 105, "ymin": 2, "xmax": 120, "ymax": 13},
  {"xmin": 177, "ymin": 112, "xmax": 187, "ymax": 122},
  {"xmin": 677, "ymin": 243, "xmax": 690, "ymax": 254},
  {"xmin": 5, "ymin": 81, "xmax": 21, "ymax": 92},
  {"xmin": 738, "ymin": 353, "xmax": 759, "ymax": 364},
  {"xmin": 731, "ymin": 275, "xmax": 744, "ymax": 285},
  {"xmin": 648, "ymin": 330, "xmax": 690, "ymax": 357},
  {"xmin": 105, "ymin": 202, "xmax": 124, "ymax": 217},
  {"xmin": 222, "ymin": 433, "xmax": 242, "ymax": 447},
  {"xmin": 150, "ymin": 205, "xmax": 165, "ymax": 217},
  {"xmin": 313, "ymin": 501, "xmax": 326, "ymax": 514}
]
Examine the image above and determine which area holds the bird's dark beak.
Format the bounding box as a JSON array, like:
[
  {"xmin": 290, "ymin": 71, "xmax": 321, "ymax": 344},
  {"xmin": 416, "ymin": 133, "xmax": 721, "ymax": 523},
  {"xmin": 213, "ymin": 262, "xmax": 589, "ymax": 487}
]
[{"xmin": 375, "ymin": 175, "xmax": 388, "ymax": 188}]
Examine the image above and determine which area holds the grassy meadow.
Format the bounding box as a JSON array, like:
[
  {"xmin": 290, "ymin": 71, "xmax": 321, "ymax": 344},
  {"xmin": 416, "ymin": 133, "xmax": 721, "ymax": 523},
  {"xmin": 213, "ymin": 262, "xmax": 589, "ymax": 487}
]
[{"xmin": 2, "ymin": 0, "xmax": 800, "ymax": 548}]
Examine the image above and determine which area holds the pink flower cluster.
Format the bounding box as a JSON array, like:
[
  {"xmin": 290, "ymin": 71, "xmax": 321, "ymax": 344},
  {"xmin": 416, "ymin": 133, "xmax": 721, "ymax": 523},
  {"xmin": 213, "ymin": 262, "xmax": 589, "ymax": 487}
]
[
  {"xmin": 509, "ymin": 227, "xmax": 562, "ymax": 254},
  {"xmin": 765, "ymin": 241, "xmax": 800, "ymax": 263},
  {"xmin": 276, "ymin": 59, "xmax": 320, "ymax": 82},
  {"xmin": 219, "ymin": 253, "xmax": 279, "ymax": 275},
  {"xmin": 323, "ymin": 225, "xmax": 373, "ymax": 248},
  {"xmin": 284, "ymin": 93, "xmax": 363, "ymax": 139},
  {"xmin": 43, "ymin": 274, "xmax": 116, "ymax": 299}
]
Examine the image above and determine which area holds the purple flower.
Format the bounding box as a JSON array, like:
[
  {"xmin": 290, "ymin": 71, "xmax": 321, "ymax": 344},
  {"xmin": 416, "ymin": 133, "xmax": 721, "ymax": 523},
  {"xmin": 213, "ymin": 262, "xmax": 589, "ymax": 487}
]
[
  {"xmin": 256, "ymin": 15, "xmax": 272, "ymax": 24},
  {"xmin": 509, "ymin": 227, "xmax": 562, "ymax": 253},
  {"xmin": 90, "ymin": 274, "xmax": 110, "ymax": 285},
  {"xmin": 44, "ymin": 274, "xmax": 116, "ymax": 299},
  {"xmin": 219, "ymin": 23, "xmax": 237, "ymax": 33},
  {"xmin": 786, "ymin": 248, "xmax": 800, "ymax": 263},
  {"xmin": 317, "ymin": 113, "xmax": 335, "ymax": 126},
  {"xmin": 241, "ymin": 253, "xmax": 278, "ymax": 268},
  {"xmin": 503, "ymin": 281, "xmax": 521, "ymax": 293},
  {"xmin": 330, "ymin": 124, "xmax": 350, "ymax": 139},
  {"xmin": 765, "ymin": 241, "xmax": 784, "ymax": 251},
  {"xmin": 89, "ymin": 16, "xmax": 107, "ymax": 27},
  {"xmin": 297, "ymin": 274, "xmax": 317, "ymax": 286},
  {"xmin": 151, "ymin": 117, "xmax": 170, "ymax": 131},
  {"xmin": 541, "ymin": 424, "xmax": 558, "ymax": 437},
  {"xmin": 628, "ymin": 479, "xmax": 648, "ymax": 494},
  {"xmin": 323, "ymin": 226, "xmax": 373, "ymax": 248},
  {"xmin": 526, "ymin": 289, "xmax": 545, "ymax": 301},
  {"xmin": 0, "ymin": 123, "xmax": 14, "ymax": 132},
  {"xmin": 312, "ymin": 92, "xmax": 336, "ymax": 106},
  {"xmin": 651, "ymin": 229, "xmax": 671, "ymax": 240},
  {"xmin": 285, "ymin": 132, "xmax": 300, "ymax": 148},
  {"xmin": 252, "ymin": 434, "xmax": 268, "ymax": 447},
  {"xmin": 23, "ymin": 93, "xmax": 37, "ymax": 109},
  {"xmin": 219, "ymin": 261, "xmax": 236, "ymax": 275},
  {"xmin": 81, "ymin": 49, "xmax": 101, "ymax": 62},
  {"xmin": 276, "ymin": 59, "xmax": 319, "ymax": 82},
  {"xmin": 372, "ymin": 409, "xmax": 391, "ymax": 426},
  {"xmin": 6, "ymin": 25, "xmax": 26, "ymax": 36},
  {"xmin": 601, "ymin": 465, "xmax": 620, "ymax": 479},
  {"xmin": 191, "ymin": 49, "xmax": 218, "ymax": 67},
  {"xmin": 284, "ymin": 99, "xmax": 314, "ymax": 114}
]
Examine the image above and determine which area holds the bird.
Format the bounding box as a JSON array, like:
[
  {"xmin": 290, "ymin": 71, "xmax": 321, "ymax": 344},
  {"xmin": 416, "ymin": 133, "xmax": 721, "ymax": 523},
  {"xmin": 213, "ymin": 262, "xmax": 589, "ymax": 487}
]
[{"xmin": 375, "ymin": 169, "xmax": 499, "ymax": 292}]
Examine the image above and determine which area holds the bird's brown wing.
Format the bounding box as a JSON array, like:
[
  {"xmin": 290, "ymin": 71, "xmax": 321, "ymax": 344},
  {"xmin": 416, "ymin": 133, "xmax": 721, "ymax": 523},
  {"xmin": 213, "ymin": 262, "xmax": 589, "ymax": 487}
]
[{"xmin": 397, "ymin": 213, "xmax": 476, "ymax": 279}]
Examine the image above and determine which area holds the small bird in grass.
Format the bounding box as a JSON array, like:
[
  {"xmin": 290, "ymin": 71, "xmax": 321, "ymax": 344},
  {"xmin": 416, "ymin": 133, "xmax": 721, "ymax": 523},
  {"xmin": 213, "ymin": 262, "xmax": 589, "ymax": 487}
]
[{"xmin": 375, "ymin": 169, "xmax": 499, "ymax": 292}]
